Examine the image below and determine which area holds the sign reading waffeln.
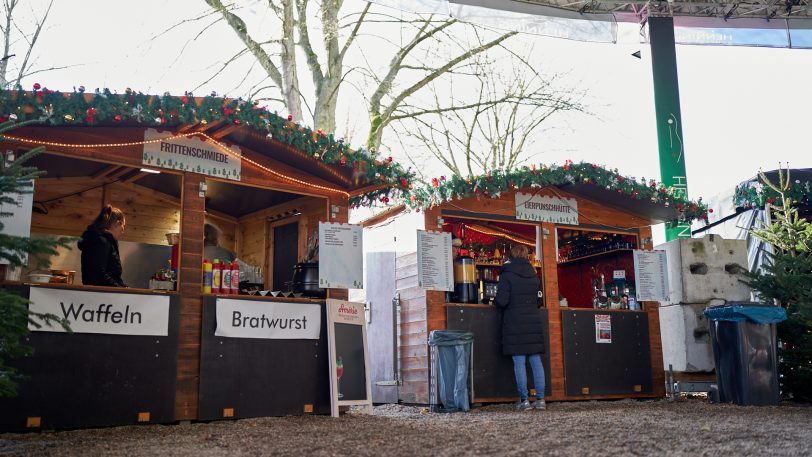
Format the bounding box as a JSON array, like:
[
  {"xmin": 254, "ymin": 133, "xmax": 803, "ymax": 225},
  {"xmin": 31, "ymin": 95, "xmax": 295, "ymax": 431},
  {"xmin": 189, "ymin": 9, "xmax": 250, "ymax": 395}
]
[
  {"xmin": 28, "ymin": 287, "xmax": 170, "ymax": 336},
  {"xmin": 515, "ymin": 193, "xmax": 578, "ymax": 225},
  {"xmin": 215, "ymin": 298, "xmax": 321, "ymax": 339},
  {"xmin": 143, "ymin": 128, "xmax": 242, "ymax": 180}
]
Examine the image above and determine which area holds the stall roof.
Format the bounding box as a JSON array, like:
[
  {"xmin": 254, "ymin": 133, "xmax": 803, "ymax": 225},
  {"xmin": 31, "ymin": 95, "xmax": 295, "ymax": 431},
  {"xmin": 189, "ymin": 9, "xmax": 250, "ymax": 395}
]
[
  {"xmin": 404, "ymin": 162, "xmax": 710, "ymax": 225},
  {"xmin": 0, "ymin": 88, "xmax": 413, "ymax": 207}
]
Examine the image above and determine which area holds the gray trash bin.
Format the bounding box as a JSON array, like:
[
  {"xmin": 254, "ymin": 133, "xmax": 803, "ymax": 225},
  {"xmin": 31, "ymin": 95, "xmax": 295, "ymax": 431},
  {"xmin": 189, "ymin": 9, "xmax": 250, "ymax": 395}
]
[
  {"xmin": 428, "ymin": 330, "xmax": 474, "ymax": 412},
  {"xmin": 704, "ymin": 303, "xmax": 787, "ymax": 406}
]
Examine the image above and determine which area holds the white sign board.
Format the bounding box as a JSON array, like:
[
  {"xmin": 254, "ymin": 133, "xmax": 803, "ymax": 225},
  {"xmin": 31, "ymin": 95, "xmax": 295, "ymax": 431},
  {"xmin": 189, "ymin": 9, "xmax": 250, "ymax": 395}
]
[
  {"xmin": 417, "ymin": 230, "xmax": 454, "ymax": 291},
  {"xmin": 326, "ymin": 299, "xmax": 373, "ymax": 417},
  {"xmin": 319, "ymin": 222, "xmax": 363, "ymax": 289},
  {"xmin": 515, "ymin": 193, "xmax": 578, "ymax": 225},
  {"xmin": 214, "ymin": 298, "xmax": 321, "ymax": 339},
  {"xmin": 0, "ymin": 180, "xmax": 34, "ymax": 264},
  {"xmin": 595, "ymin": 314, "xmax": 612, "ymax": 343},
  {"xmin": 28, "ymin": 287, "xmax": 170, "ymax": 336},
  {"xmin": 143, "ymin": 128, "xmax": 242, "ymax": 180},
  {"xmin": 633, "ymin": 250, "xmax": 670, "ymax": 302}
]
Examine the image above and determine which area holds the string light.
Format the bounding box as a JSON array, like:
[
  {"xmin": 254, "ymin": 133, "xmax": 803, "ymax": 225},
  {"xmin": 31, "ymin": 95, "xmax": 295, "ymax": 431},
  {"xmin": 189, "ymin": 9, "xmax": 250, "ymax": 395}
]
[
  {"xmin": 2, "ymin": 132, "xmax": 351, "ymax": 198},
  {"xmin": 466, "ymin": 224, "xmax": 535, "ymax": 248}
]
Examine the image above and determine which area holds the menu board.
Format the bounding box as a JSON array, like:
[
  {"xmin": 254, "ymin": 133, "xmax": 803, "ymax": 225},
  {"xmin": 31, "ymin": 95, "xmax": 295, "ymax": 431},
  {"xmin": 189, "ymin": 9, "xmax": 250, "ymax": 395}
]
[
  {"xmin": 326, "ymin": 299, "xmax": 373, "ymax": 417},
  {"xmin": 319, "ymin": 222, "xmax": 363, "ymax": 289},
  {"xmin": 633, "ymin": 250, "xmax": 669, "ymax": 302},
  {"xmin": 417, "ymin": 230, "xmax": 454, "ymax": 291},
  {"xmin": 0, "ymin": 180, "xmax": 33, "ymax": 264}
]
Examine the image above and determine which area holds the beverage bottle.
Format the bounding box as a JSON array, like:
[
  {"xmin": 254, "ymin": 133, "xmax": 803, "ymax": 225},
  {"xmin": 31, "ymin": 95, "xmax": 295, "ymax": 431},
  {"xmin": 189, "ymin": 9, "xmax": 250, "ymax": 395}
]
[
  {"xmin": 212, "ymin": 258, "xmax": 221, "ymax": 294},
  {"xmin": 223, "ymin": 261, "xmax": 232, "ymax": 294},
  {"xmin": 230, "ymin": 261, "xmax": 240, "ymax": 295},
  {"xmin": 202, "ymin": 259, "xmax": 213, "ymax": 294}
]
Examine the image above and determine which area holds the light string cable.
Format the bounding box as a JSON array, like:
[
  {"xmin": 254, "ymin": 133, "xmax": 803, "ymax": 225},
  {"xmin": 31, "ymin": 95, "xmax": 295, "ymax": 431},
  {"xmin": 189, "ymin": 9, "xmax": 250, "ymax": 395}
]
[{"xmin": 1, "ymin": 132, "xmax": 351, "ymax": 198}]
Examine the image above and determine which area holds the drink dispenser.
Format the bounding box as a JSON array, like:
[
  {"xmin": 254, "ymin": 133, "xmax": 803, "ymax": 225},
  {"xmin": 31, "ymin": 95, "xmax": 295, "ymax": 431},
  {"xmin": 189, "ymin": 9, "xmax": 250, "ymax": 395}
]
[{"xmin": 453, "ymin": 255, "xmax": 478, "ymax": 304}]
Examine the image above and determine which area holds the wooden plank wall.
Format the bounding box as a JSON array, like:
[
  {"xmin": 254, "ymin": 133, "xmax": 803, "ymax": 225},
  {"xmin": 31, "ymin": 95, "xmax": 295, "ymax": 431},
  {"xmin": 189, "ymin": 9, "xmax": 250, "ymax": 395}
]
[
  {"xmin": 32, "ymin": 177, "xmax": 181, "ymax": 245},
  {"xmin": 395, "ymin": 251, "xmax": 429, "ymax": 404}
]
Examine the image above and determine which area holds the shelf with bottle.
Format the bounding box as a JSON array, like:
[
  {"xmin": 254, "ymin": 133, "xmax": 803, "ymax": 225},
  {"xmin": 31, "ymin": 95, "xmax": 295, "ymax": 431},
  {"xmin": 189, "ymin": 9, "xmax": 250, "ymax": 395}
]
[{"xmin": 557, "ymin": 231, "xmax": 637, "ymax": 264}]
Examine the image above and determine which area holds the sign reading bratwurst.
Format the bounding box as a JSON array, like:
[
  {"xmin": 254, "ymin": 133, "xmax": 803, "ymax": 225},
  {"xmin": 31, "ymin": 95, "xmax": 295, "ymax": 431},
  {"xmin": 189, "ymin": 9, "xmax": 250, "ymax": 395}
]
[
  {"xmin": 515, "ymin": 193, "xmax": 578, "ymax": 225},
  {"xmin": 28, "ymin": 287, "xmax": 170, "ymax": 336},
  {"xmin": 215, "ymin": 298, "xmax": 321, "ymax": 339},
  {"xmin": 143, "ymin": 128, "xmax": 242, "ymax": 180}
]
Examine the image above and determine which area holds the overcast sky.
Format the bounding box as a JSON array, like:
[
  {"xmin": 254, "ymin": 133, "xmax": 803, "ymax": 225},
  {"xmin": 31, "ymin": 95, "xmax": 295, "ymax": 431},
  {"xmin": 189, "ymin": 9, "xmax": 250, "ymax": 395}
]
[{"xmin": 25, "ymin": 0, "xmax": 812, "ymax": 233}]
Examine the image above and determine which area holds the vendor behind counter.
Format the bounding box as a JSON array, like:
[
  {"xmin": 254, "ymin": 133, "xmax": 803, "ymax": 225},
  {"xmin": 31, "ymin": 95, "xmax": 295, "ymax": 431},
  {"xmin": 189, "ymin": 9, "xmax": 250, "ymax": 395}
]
[
  {"xmin": 204, "ymin": 223, "xmax": 235, "ymax": 262},
  {"xmin": 78, "ymin": 205, "xmax": 127, "ymax": 287}
]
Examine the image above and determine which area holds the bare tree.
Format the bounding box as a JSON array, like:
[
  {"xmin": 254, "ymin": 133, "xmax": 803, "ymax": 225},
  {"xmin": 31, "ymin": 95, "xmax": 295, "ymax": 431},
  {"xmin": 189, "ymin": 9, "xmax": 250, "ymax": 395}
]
[
  {"xmin": 392, "ymin": 52, "xmax": 587, "ymax": 178},
  {"xmin": 0, "ymin": 0, "xmax": 57, "ymax": 87},
  {"xmin": 199, "ymin": 1, "xmax": 516, "ymax": 153}
]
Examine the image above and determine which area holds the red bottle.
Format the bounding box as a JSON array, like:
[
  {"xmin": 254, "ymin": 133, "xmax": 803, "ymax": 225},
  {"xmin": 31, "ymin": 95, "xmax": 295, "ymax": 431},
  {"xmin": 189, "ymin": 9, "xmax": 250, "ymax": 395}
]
[{"xmin": 230, "ymin": 261, "xmax": 240, "ymax": 295}]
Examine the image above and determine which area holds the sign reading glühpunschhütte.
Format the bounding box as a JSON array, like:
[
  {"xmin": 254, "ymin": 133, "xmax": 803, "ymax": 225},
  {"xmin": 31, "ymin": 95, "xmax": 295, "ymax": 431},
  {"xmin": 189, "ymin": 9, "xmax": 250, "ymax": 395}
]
[
  {"xmin": 143, "ymin": 128, "xmax": 242, "ymax": 180},
  {"xmin": 515, "ymin": 193, "xmax": 578, "ymax": 225},
  {"xmin": 28, "ymin": 287, "xmax": 170, "ymax": 336}
]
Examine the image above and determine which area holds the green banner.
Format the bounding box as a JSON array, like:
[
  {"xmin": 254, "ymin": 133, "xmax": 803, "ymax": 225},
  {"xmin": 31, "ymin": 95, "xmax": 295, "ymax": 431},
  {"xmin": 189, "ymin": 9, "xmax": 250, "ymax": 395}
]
[{"xmin": 649, "ymin": 17, "xmax": 690, "ymax": 240}]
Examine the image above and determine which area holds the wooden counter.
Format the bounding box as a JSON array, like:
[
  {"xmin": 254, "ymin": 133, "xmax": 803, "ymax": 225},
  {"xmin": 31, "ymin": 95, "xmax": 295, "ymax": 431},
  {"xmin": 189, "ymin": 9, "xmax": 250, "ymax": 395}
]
[
  {"xmin": 0, "ymin": 284, "xmax": 180, "ymax": 432},
  {"xmin": 197, "ymin": 295, "xmax": 330, "ymax": 420}
]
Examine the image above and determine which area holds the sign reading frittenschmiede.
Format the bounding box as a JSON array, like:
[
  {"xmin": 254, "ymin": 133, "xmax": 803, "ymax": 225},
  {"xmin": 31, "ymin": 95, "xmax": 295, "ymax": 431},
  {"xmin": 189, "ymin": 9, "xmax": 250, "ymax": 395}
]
[
  {"xmin": 215, "ymin": 298, "xmax": 321, "ymax": 339},
  {"xmin": 143, "ymin": 128, "xmax": 242, "ymax": 180},
  {"xmin": 515, "ymin": 193, "xmax": 578, "ymax": 225},
  {"xmin": 28, "ymin": 287, "xmax": 170, "ymax": 336}
]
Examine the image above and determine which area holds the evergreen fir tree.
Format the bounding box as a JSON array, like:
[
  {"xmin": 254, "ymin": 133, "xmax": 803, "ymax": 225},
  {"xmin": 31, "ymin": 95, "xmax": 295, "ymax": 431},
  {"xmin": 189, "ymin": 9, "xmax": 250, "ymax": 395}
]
[
  {"xmin": 746, "ymin": 166, "xmax": 812, "ymax": 402},
  {"xmin": 0, "ymin": 120, "xmax": 71, "ymax": 397}
]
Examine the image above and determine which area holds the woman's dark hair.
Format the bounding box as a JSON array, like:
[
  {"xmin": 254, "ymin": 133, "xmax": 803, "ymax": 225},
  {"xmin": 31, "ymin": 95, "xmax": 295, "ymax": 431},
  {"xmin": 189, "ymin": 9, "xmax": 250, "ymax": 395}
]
[
  {"xmin": 91, "ymin": 205, "xmax": 125, "ymax": 231},
  {"xmin": 510, "ymin": 244, "xmax": 529, "ymax": 259}
]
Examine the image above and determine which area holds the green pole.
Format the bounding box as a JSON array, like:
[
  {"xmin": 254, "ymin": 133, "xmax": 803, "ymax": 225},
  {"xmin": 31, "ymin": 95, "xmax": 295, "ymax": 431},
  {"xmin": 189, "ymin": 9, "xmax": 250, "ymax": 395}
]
[{"xmin": 649, "ymin": 17, "xmax": 690, "ymax": 240}]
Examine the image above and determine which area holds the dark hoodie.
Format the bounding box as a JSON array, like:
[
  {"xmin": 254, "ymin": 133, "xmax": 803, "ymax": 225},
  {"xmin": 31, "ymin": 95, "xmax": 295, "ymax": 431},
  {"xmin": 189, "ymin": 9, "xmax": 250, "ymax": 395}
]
[
  {"xmin": 493, "ymin": 257, "xmax": 545, "ymax": 355},
  {"xmin": 78, "ymin": 225, "xmax": 126, "ymax": 287}
]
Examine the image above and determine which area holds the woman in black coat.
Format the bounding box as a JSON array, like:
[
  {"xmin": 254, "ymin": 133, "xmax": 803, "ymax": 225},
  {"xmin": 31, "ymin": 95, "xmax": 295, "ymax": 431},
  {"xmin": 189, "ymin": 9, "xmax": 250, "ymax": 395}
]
[
  {"xmin": 78, "ymin": 205, "xmax": 127, "ymax": 287},
  {"xmin": 494, "ymin": 244, "xmax": 546, "ymax": 410}
]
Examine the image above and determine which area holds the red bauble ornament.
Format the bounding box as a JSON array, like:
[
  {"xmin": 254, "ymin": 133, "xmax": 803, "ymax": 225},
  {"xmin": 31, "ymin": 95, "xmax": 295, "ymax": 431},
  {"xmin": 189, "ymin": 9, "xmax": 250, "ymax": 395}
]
[
  {"xmin": 114, "ymin": 114, "xmax": 122, "ymax": 122},
  {"xmin": 708, "ymin": 208, "xmax": 713, "ymax": 213},
  {"xmin": 287, "ymin": 115, "xmax": 293, "ymax": 121},
  {"xmin": 767, "ymin": 197, "xmax": 774, "ymax": 204},
  {"xmin": 181, "ymin": 96, "xmax": 189, "ymax": 104},
  {"xmin": 234, "ymin": 119, "xmax": 241, "ymax": 125},
  {"xmin": 33, "ymin": 83, "xmax": 41, "ymax": 90},
  {"xmin": 340, "ymin": 158, "xmax": 347, "ymax": 166}
]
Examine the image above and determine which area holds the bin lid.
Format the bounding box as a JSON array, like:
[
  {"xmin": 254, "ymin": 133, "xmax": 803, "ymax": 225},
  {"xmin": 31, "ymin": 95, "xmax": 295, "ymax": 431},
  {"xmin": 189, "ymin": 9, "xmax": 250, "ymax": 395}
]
[
  {"xmin": 703, "ymin": 303, "xmax": 787, "ymax": 324},
  {"xmin": 428, "ymin": 330, "xmax": 474, "ymax": 346}
]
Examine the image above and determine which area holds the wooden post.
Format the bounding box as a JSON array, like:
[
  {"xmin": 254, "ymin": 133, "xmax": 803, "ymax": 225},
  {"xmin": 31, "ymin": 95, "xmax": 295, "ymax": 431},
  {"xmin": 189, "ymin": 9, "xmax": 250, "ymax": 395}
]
[
  {"xmin": 175, "ymin": 173, "xmax": 205, "ymax": 420},
  {"xmin": 541, "ymin": 222, "xmax": 566, "ymax": 399}
]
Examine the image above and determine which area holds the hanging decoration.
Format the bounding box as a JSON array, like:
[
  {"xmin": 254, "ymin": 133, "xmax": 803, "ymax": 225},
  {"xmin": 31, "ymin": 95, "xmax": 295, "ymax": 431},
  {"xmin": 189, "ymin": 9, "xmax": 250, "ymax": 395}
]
[
  {"xmin": 405, "ymin": 162, "xmax": 711, "ymax": 226},
  {"xmin": 734, "ymin": 179, "xmax": 812, "ymax": 209},
  {"xmin": 0, "ymin": 85, "xmax": 414, "ymax": 207}
]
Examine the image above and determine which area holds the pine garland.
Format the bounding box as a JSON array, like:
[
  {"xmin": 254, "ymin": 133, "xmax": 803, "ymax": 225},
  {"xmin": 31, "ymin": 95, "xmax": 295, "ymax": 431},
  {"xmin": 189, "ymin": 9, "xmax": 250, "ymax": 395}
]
[
  {"xmin": 404, "ymin": 161, "xmax": 710, "ymax": 225},
  {"xmin": 734, "ymin": 179, "xmax": 812, "ymax": 209},
  {"xmin": 0, "ymin": 85, "xmax": 414, "ymax": 207}
]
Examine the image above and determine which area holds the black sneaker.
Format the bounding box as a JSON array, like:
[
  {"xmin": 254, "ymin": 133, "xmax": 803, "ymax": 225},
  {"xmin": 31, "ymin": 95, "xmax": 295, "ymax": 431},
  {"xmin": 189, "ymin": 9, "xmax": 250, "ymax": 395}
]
[
  {"xmin": 532, "ymin": 399, "xmax": 546, "ymax": 410},
  {"xmin": 516, "ymin": 400, "xmax": 532, "ymax": 411}
]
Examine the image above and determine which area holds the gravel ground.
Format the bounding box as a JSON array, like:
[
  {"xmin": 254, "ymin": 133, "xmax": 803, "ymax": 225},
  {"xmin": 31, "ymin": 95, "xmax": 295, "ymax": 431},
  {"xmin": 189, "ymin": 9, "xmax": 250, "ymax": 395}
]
[{"xmin": 1, "ymin": 398, "xmax": 810, "ymax": 457}]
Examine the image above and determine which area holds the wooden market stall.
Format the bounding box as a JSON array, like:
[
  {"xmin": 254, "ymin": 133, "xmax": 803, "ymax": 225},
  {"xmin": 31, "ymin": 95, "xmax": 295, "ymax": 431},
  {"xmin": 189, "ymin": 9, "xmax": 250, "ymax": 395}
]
[
  {"xmin": 394, "ymin": 165, "xmax": 708, "ymax": 404},
  {"xmin": 0, "ymin": 88, "xmax": 408, "ymax": 431}
]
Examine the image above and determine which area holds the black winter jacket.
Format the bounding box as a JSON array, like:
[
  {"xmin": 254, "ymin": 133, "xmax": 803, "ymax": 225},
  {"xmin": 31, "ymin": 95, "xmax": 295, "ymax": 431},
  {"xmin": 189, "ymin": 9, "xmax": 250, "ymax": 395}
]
[
  {"xmin": 78, "ymin": 226, "xmax": 127, "ymax": 287},
  {"xmin": 493, "ymin": 257, "xmax": 545, "ymax": 355}
]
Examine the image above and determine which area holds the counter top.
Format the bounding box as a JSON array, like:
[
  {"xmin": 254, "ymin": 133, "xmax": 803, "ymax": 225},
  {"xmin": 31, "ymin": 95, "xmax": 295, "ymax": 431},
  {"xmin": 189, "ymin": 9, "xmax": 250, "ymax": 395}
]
[
  {"xmin": 205, "ymin": 293, "xmax": 326, "ymax": 304},
  {"xmin": 3, "ymin": 281, "xmax": 178, "ymax": 295}
]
